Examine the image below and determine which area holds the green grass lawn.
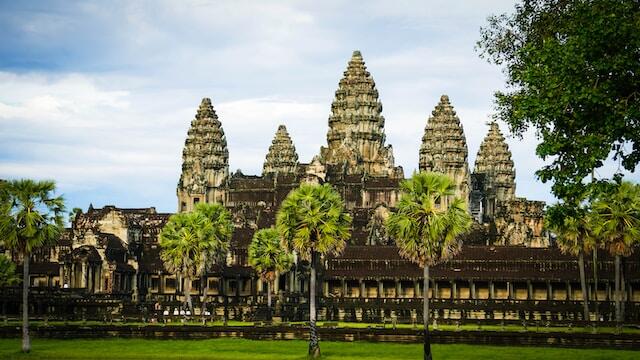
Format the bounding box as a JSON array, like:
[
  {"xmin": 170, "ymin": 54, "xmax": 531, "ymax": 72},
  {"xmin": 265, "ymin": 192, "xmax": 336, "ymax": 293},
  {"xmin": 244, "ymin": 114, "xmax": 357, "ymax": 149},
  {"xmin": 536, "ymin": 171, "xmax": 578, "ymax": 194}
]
[
  {"xmin": 0, "ymin": 338, "xmax": 637, "ymax": 360},
  {"xmin": 5, "ymin": 320, "xmax": 639, "ymax": 335}
]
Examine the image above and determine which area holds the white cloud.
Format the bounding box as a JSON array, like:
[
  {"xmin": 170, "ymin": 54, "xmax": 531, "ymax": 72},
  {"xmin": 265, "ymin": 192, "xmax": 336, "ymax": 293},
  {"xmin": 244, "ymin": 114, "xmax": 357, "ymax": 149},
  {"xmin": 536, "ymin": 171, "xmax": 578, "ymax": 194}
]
[{"xmin": 2, "ymin": 0, "xmax": 637, "ymax": 213}]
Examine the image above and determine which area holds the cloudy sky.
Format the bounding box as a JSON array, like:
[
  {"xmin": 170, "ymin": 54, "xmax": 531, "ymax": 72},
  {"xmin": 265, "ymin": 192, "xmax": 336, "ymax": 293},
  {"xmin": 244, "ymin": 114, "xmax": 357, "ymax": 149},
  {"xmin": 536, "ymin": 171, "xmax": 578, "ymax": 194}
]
[{"xmin": 0, "ymin": 0, "xmax": 635, "ymax": 214}]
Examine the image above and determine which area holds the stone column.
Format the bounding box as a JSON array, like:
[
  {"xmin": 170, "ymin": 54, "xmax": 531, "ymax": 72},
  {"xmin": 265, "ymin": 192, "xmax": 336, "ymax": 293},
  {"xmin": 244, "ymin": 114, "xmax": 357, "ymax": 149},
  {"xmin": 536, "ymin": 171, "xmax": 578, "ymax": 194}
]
[
  {"xmin": 81, "ymin": 262, "xmax": 88, "ymax": 288},
  {"xmin": 414, "ymin": 280, "xmax": 419, "ymax": 298},
  {"xmin": 507, "ymin": 281, "xmax": 513, "ymax": 300},
  {"xmin": 342, "ymin": 279, "xmax": 347, "ymax": 297},
  {"xmin": 566, "ymin": 281, "xmax": 572, "ymax": 301},
  {"xmin": 87, "ymin": 265, "xmax": 93, "ymax": 293},
  {"xmin": 323, "ymin": 281, "xmax": 329, "ymax": 297},
  {"xmin": 470, "ymin": 280, "xmax": 475, "ymax": 300},
  {"xmin": 377, "ymin": 280, "xmax": 383, "ymax": 298},
  {"xmin": 359, "ymin": 280, "xmax": 365, "ymax": 298},
  {"xmin": 452, "ymin": 281, "xmax": 457, "ymax": 299},
  {"xmin": 527, "ymin": 280, "xmax": 533, "ymax": 300},
  {"xmin": 434, "ymin": 281, "xmax": 439, "ymax": 299},
  {"xmin": 489, "ymin": 281, "xmax": 495, "ymax": 300},
  {"xmin": 395, "ymin": 280, "xmax": 401, "ymax": 298},
  {"xmin": 547, "ymin": 281, "xmax": 553, "ymax": 301}
]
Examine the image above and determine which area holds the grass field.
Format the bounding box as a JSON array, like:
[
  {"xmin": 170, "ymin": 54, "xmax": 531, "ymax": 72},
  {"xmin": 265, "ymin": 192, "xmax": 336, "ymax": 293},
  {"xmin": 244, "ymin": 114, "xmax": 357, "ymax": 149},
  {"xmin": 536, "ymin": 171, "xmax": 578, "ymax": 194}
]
[
  {"xmin": 0, "ymin": 338, "xmax": 638, "ymax": 360},
  {"xmin": 4, "ymin": 320, "xmax": 639, "ymax": 334}
]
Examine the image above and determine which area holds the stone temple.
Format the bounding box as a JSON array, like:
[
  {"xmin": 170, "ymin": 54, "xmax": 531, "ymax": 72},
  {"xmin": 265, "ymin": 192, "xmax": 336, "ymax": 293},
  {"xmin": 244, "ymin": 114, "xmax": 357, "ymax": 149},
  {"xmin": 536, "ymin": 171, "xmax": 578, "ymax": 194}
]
[{"xmin": 6, "ymin": 51, "xmax": 639, "ymax": 323}]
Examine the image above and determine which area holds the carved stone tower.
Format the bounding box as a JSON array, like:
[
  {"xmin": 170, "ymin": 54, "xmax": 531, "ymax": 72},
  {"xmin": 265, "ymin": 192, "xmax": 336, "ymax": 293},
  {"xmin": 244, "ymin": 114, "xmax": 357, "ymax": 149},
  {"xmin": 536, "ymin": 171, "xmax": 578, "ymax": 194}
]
[
  {"xmin": 319, "ymin": 50, "xmax": 402, "ymax": 179},
  {"xmin": 473, "ymin": 122, "xmax": 516, "ymax": 221},
  {"xmin": 419, "ymin": 95, "xmax": 470, "ymax": 202},
  {"xmin": 263, "ymin": 125, "xmax": 299, "ymax": 176},
  {"xmin": 177, "ymin": 98, "xmax": 229, "ymax": 212}
]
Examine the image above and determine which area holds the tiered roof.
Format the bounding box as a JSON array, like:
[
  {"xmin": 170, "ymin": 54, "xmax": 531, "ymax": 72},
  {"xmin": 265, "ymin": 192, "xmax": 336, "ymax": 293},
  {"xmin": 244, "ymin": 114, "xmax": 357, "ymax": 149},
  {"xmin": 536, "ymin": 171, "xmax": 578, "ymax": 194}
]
[
  {"xmin": 474, "ymin": 122, "xmax": 516, "ymax": 201},
  {"xmin": 419, "ymin": 95, "xmax": 470, "ymax": 200},
  {"xmin": 178, "ymin": 98, "xmax": 229, "ymax": 195},
  {"xmin": 320, "ymin": 50, "xmax": 401, "ymax": 178},
  {"xmin": 262, "ymin": 125, "xmax": 299, "ymax": 176}
]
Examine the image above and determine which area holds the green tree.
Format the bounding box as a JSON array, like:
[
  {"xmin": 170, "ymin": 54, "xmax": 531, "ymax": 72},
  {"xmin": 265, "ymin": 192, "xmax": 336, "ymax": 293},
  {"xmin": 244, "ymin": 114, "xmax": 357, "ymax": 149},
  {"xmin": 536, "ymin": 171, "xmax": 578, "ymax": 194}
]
[
  {"xmin": 0, "ymin": 179, "xmax": 65, "ymax": 353},
  {"xmin": 68, "ymin": 207, "xmax": 82, "ymax": 224},
  {"xmin": 546, "ymin": 202, "xmax": 595, "ymax": 322},
  {"xmin": 193, "ymin": 203, "xmax": 233, "ymax": 323},
  {"xmin": 0, "ymin": 254, "xmax": 20, "ymax": 287},
  {"xmin": 276, "ymin": 183, "xmax": 352, "ymax": 358},
  {"xmin": 248, "ymin": 227, "xmax": 293, "ymax": 321},
  {"xmin": 386, "ymin": 172, "xmax": 472, "ymax": 360},
  {"xmin": 477, "ymin": 0, "xmax": 640, "ymax": 200},
  {"xmin": 591, "ymin": 181, "xmax": 640, "ymax": 327},
  {"xmin": 159, "ymin": 203, "xmax": 232, "ymax": 315}
]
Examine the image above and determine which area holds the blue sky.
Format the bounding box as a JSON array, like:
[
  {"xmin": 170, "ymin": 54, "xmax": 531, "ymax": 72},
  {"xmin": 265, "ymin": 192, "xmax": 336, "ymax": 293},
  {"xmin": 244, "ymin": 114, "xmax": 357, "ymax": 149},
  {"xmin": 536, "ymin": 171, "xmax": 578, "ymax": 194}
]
[{"xmin": 0, "ymin": 0, "xmax": 636, "ymax": 215}]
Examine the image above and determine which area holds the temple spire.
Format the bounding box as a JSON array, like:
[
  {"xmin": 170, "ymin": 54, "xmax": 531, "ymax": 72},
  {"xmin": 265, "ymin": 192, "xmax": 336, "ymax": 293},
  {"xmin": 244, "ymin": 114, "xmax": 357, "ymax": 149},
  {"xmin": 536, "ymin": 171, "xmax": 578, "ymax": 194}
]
[
  {"xmin": 177, "ymin": 97, "xmax": 229, "ymax": 212},
  {"xmin": 319, "ymin": 50, "xmax": 402, "ymax": 178},
  {"xmin": 419, "ymin": 95, "xmax": 470, "ymax": 201},
  {"xmin": 474, "ymin": 122, "xmax": 516, "ymax": 204},
  {"xmin": 263, "ymin": 125, "xmax": 299, "ymax": 176}
]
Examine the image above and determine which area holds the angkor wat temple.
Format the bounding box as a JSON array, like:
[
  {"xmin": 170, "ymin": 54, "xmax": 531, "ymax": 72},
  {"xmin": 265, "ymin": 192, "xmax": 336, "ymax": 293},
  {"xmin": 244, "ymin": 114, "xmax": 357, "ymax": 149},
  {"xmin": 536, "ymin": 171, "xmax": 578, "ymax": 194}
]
[{"xmin": 4, "ymin": 51, "xmax": 639, "ymax": 324}]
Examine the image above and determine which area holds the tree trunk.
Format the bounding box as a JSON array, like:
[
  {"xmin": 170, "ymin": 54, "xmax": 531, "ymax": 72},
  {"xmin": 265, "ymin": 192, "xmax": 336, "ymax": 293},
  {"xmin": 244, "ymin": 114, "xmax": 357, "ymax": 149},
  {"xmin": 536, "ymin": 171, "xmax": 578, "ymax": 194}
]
[
  {"xmin": 578, "ymin": 252, "xmax": 590, "ymax": 322},
  {"xmin": 201, "ymin": 276, "xmax": 208, "ymax": 324},
  {"xmin": 267, "ymin": 280, "xmax": 272, "ymax": 321},
  {"xmin": 309, "ymin": 251, "xmax": 320, "ymax": 358},
  {"xmin": 592, "ymin": 250, "xmax": 599, "ymax": 323},
  {"xmin": 423, "ymin": 264, "xmax": 432, "ymax": 360},
  {"xmin": 184, "ymin": 278, "xmax": 193, "ymax": 319},
  {"xmin": 22, "ymin": 255, "xmax": 30, "ymax": 353},
  {"xmin": 621, "ymin": 257, "xmax": 626, "ymax": 323},
  {"xmin": 222, "ymin": 273, "xmax": 228, "ymax": 326},
  {"xmin": 615, "ymin": 255, "xmax": 621, "ymax": 327}
]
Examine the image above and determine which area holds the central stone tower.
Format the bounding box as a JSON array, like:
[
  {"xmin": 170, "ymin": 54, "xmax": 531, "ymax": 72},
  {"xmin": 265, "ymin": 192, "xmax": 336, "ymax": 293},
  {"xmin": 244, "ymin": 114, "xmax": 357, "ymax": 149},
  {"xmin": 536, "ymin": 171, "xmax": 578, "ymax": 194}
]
[{"xmin": 319, "ymin": 50, "xmax": 402, "ymax": 179}]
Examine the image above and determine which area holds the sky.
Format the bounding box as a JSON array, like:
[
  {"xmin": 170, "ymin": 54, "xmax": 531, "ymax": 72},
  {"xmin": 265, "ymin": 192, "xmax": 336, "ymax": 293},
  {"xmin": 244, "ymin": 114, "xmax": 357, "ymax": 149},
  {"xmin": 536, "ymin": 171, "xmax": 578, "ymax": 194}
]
[{"xmin": 0, "ymin": 0, "xmax": 637, "ymax": 215}]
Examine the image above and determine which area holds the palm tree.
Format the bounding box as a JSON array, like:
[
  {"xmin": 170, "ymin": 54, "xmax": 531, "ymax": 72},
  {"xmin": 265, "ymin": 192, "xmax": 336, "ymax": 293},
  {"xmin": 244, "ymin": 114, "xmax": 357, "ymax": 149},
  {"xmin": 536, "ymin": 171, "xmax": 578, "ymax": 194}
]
[
  {"xmin": 0, "ymin": 254, "xmax": 20, "ymax": 287},
  {"xmin": 276, "ymin": 183, "xmax": 352, "ymax": 358},
  {"xmin": 248, "ymin": 227, "xmax": 293, "ymax": 321},
  {"xmin": 546, "ymin": 202, "xmax": 595, "ymax": 322},
  {"xmin": 591, "ymin": 181, "xmax": 640, "ymax": 327},
  {"xmin": 194, "ymin": 203, "xmax": 233, "ymax": 323},
  {"xmin": 0, "ymin": 179, "xmax": 65, "ymax": 353},
  {"xmin": 159, "ymin": 203, "xmax": 231, "ymax": 316},
  {"xmin": 386, "ymin": 172, "xmax": 472, "ymax": 360}
]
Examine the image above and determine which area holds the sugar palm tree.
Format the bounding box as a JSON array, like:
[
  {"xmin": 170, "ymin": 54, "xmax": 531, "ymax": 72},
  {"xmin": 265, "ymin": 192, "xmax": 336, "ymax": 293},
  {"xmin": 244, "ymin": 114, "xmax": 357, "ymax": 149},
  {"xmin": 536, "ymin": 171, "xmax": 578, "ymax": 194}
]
[
  {"xmin": 591, "ymin": 181, "xmax": 640, "ymax": 326},
  {"xmin": 0, "ymin": 254, "xmax": 20, "ymax": 287},
  {"xmin": 546, "ymin": 202, "xmax": 594, "ymax": 322},
  {"xmin": 386, "ymin": 172, "xmax": 472, "ymax": 360},
  {"xmin": 276, "ymin": 183, "xmax": 352, "ymax": 358},
  {"xmin": 194, "ymin": 203, "xmax": 233, "ymax": 322},
  {"xmin": 159, "ymin": 203, "xmax": 232, "ymax": 315},
  {"xmin": 248, "ymin": 227, "xmax": 293, "ymax": 321},
  {"xmin": 0, "ymin": 179, "xmax": 65, "ymax": 353}
]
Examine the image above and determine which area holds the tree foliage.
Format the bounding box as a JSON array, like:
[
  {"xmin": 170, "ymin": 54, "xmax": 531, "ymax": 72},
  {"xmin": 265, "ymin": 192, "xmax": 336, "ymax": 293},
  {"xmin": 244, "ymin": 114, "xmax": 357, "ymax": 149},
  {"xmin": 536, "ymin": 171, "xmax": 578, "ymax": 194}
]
[
  {"xmin": 276, "ymin": 183, "xmax": 352, "ymax": 260},
  {"xmin": 248, "ymin": 227, "xmax": 293, "ymax": 282},
  {"xmin": 0, "ymin": 254, "xmax": 20, "ymax": 287},
  {"xmin": 386, "ymin": 172, "xmax": 472, "ymax": 267},
  {"xmin": 0, "ymin": 179, "xmax": 65, "ymax": 254},
  {"xmin": 477, "ymin": 0, "xmax": 640, "ymax": 200},
  {"xmin": 159, "ymin": 203, "xmax": 232, "ymax": 278},
  {"xmin": 591, "ymin": 181, "xmax": 640, "ymax": 257},
  {"xmin": 545, "ymin": 201, "xmax": 595, "ymax": 256}
]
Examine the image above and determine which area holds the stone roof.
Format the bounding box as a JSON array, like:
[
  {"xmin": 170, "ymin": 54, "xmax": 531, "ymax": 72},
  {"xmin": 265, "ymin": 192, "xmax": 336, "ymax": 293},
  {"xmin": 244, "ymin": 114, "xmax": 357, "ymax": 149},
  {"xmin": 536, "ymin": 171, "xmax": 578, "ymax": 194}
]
[
  {"xmin": 263, "ymin": 125, "xmax": 299, "ymax": 176},
  {"xmin": 319, "ymin": 50, "xmax": 402, "ymax": 179},
  {"xmin": 474, "ymin": 122, "xmax": 516, "ymax": 201},
  {"xmin": 326, "ymin": 246, "xmax": 631, "ymax": 281},
  {"xmin": 419, "ymin": 95, "xmax": 470, "ymax": 199},
  {"xmin": 177, "ymin": 98, "xmax": 229, "ymax": 196}
]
